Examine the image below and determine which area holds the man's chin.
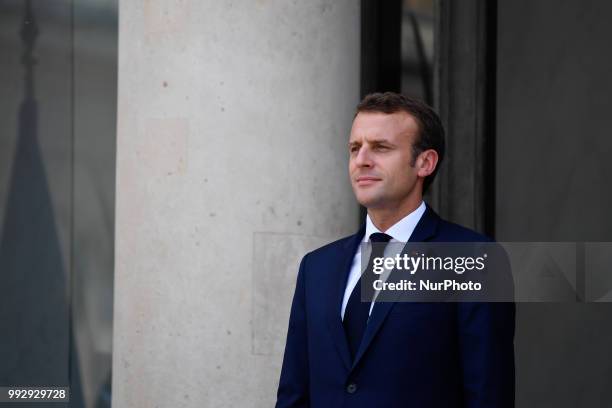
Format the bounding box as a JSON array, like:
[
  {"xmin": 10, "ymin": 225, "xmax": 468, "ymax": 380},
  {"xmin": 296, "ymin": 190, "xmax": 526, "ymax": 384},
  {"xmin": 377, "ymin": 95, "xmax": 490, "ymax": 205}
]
[{"xmin": 355, "ymin": 194, "xmax": 385, "ymax": 209}]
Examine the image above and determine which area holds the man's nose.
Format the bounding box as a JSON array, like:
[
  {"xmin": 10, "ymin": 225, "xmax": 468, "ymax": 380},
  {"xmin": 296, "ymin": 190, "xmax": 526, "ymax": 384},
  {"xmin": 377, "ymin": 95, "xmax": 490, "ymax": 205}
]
[{"xmin": 354, "ymin": 146, "xmax": 373, "ymax": 167}]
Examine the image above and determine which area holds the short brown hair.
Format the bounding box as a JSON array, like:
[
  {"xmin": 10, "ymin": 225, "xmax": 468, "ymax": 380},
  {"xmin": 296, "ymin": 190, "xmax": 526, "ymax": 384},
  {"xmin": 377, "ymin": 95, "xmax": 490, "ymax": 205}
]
[{"xmin": 356, "ymin": 92, "xmax": 445, "ymax": 193}]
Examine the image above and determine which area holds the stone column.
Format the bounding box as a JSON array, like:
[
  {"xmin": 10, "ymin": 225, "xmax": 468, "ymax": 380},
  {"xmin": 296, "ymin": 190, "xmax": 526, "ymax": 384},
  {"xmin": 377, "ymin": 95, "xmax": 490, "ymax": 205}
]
[{"xmin": 112, "ymin": 1, "xmax": 360, "ymax": 407}]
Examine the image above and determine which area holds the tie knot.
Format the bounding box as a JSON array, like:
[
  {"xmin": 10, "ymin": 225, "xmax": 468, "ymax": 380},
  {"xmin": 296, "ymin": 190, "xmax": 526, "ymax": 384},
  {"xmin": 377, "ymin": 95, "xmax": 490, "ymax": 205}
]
[{"xmin": 369, "ymin": 232, "xmax": 392, "ymax": 243}]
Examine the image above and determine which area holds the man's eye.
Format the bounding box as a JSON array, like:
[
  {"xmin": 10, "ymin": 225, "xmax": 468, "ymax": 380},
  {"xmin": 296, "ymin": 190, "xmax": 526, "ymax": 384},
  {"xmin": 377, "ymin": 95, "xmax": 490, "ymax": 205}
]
[
  {"xmin": 350, "ymin": 146, "xmax": 359, "ymax": 153},
  {"xmin": 374, "ymin": 145, "xmax": 389, "ymax": 151}
]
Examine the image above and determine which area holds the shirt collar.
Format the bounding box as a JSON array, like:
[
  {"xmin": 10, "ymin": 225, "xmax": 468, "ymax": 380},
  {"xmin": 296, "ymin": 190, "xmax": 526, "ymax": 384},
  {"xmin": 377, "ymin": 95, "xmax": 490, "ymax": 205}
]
[{"xmin": 363, "ymin": 201, "xmax": 426, "ymax": 243}]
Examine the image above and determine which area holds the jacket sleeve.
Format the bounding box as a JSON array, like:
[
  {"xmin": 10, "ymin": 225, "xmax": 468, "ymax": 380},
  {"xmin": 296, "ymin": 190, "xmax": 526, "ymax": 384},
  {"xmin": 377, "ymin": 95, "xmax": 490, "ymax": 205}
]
[
  {"xmin": 457, "ymin": 301, "xmax": 516, "ymax": 408},
  {"xmin": 276, "ymin": 254, "xmax": 310, "ymax": 408}
]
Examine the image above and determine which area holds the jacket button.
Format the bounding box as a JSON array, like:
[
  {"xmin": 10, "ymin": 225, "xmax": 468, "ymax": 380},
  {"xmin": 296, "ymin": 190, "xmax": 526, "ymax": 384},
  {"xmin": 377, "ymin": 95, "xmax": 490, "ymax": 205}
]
[{"xmin": 346, "ymin": 383, "xmax": 357, "ymax": 394}]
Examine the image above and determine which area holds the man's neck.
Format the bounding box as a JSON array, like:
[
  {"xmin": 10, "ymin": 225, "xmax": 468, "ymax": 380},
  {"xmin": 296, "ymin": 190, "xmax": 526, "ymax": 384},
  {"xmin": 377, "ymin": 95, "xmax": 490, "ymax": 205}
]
[{"xmin": 367, "ymin": 197, "xmax": 423, "ymax": 232}]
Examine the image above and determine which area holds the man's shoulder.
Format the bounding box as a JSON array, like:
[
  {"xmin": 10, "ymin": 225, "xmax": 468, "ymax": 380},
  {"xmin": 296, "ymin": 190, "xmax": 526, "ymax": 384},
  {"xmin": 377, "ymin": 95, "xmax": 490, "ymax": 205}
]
[
  {"xmin": 303, "ymin": 232, "xmax": 360, "ymax": 261},
  {"xmin": 435, "ymin": 217, "xmax": 493, "ymax": 243}
]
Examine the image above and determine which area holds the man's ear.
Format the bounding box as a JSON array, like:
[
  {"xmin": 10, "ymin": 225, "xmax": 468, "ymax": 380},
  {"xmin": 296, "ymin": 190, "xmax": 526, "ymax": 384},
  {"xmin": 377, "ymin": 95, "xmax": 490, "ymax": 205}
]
[{"xmin": 416, "ymin": 149, "xmax": 439, "ymax": 178}]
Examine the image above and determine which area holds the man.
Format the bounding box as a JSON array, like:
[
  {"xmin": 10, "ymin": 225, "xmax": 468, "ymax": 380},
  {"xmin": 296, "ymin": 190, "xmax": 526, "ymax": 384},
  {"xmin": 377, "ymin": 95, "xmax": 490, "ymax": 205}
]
[{"xmin": 276, "ymin": 93, "xmax": 515, "ymax": 407}]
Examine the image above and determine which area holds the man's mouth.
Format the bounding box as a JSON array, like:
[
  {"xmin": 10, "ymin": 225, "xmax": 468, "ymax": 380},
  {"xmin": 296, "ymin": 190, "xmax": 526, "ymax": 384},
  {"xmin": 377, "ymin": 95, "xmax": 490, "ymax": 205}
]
[{"xmin": 355, "ymin": 176, "xmax": 381, "ymax": 186}]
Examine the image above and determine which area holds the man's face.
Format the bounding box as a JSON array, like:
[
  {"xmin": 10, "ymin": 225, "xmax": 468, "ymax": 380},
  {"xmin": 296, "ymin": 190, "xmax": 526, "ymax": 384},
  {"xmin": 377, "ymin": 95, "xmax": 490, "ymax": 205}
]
[{"xmin": 348, "ymin": 111, "xmax": 422, "ymax": 210}]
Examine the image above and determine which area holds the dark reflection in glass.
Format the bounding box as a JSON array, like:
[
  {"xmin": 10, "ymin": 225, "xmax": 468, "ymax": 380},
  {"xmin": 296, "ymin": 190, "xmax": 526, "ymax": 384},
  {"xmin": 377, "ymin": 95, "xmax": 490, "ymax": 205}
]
[
  {"xmin": 401, "ymin": 0, "xmax": 434, "ymax": 104},
  {"xmin": 72, "ymin": 0, "xmax": 117, "ymax": 407},
  {"xmin": 0, "ymin": 0, "xmax": 71, "ymax": 394},
  {"xmin": 0, "ymin": 1, "xmax": 116, "ymax": 407}
]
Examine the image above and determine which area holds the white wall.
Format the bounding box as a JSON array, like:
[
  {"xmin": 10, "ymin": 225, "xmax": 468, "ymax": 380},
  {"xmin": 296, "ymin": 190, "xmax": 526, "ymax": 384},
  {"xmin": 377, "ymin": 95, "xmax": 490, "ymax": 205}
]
[{"xmin": 112, "ymin": 1, "xmax": 360, "ymax": 406}]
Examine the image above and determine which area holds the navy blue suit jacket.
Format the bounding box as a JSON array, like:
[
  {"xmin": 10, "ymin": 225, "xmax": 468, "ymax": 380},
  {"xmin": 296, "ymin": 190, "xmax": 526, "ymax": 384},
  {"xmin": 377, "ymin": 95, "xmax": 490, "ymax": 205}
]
[{"xmin": 276, "ymin": 205, "xmax": 515, "ymax": 408}]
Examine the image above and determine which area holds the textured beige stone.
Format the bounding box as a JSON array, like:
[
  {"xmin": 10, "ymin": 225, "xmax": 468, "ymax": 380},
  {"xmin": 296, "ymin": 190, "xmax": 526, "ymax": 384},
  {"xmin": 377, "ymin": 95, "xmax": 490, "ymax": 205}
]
[{"xmin": 113, "ymin": 1, "xmax": 360, "ymax": 407}]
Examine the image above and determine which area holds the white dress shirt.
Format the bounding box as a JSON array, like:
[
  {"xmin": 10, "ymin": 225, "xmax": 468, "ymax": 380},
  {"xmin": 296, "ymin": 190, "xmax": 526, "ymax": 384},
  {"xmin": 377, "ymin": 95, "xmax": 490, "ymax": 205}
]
[{"xmin": 340, "ymin": 201, "xmax": 426, "ymax": 319}]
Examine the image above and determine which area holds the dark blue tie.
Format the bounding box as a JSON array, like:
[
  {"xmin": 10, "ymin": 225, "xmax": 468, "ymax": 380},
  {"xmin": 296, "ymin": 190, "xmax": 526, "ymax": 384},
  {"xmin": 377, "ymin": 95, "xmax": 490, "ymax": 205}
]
[{"xmin": 343, "ymin": 232, "xmax": 392, "ymax": 361}]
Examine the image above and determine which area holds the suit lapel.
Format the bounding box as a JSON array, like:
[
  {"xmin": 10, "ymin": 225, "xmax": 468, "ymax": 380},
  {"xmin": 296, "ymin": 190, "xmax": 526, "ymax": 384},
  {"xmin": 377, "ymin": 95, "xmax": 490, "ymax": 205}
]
[
  {"xmin": 326, "ymin": 223, "xmax": 365, "ymax": 371},
  {"xmin": 350, "ymin": 205, "xmax": 440, "ymax": 370}
]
